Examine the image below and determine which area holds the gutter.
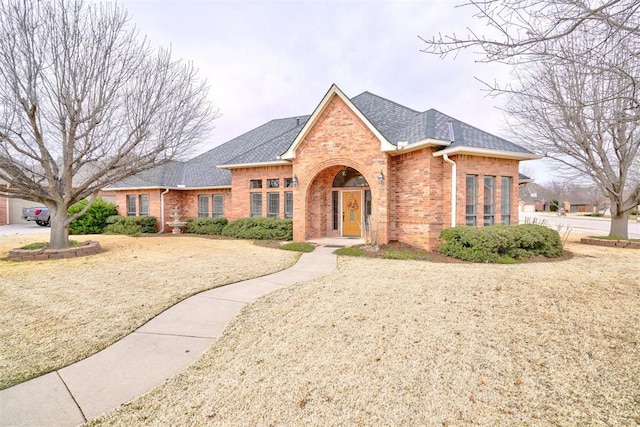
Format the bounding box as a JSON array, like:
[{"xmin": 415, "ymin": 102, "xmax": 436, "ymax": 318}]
[{"xmin": 159, "ymin": 188, "xmax": 170, "ymax": 233}]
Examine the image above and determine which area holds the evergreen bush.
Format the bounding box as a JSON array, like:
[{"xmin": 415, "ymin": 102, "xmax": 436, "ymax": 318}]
[
  {"xmin": 438, "ymin": 224, "xmax": 563, "ymax": 263},
  {"xmin": 68, "ymin": 198, "xmax": 118, "ymax": 235},
  {"xmin": 184, "ymin": 217, "xmax": 228, "ymax": 235},
  {"xmin": 221, "ymin": 217, "xmax": 293, "ymax": 240},
  {"xmin": 103, "ymin": 215, "xmax": 158, "ymax": 235}
]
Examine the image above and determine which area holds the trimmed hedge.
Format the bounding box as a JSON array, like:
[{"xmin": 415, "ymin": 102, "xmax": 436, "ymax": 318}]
[
  {"xmin": 184, "ymin": 217, "xmax": 228, "ymax": 235},
  {"xmin": 438, "ymin": 224, "xmax": 563, "ymax": 263},
  {"xmin": 103, "ymin": 215, "xmax": 158, "ymax": 236},
  {"xmin": 68, "ymin": 198, "xmax": 118, "ymax": 235},
  {"xmin": 221, "ymin": 217, "xmax": 293, "ymax": 240}
]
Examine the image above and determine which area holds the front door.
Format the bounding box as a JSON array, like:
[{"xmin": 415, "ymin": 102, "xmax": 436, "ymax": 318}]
[{"xmin": 342, "ymin": 190, "xmax": 362, "ymax": 237}]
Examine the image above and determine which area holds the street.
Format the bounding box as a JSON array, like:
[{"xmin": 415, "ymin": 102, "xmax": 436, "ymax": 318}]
[{"xmin": 520, "ymin": 212, "xmax": 640, "ymax": 239}]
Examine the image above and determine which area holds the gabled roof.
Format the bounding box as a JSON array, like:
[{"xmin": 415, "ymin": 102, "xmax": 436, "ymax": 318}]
[{"xmin": 108, "ymin": 85, "xmax": 538, "ymax": 190}]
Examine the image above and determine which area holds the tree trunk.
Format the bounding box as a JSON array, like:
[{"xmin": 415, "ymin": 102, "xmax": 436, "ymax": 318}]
[
  {"xmin": 48, "ymin": 204, "xmax": 70, "ymax": 249},
  {"xmin": 609, "ymin": 212, "xmax": 629, "ymax": 239}
]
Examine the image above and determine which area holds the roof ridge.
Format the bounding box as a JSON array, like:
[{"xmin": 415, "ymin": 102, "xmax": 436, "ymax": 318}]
[{"xmin": 352, "ymin": 91, "xmax": 421, "ymax": 114}]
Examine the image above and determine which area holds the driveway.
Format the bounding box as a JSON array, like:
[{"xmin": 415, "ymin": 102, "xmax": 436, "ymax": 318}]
[{"xmin": 0, "ymin": 223, "xmax": 51, "ymax": 237}]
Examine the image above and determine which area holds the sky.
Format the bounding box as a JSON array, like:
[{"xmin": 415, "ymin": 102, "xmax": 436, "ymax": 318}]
[{"xmin": 121, "ymin": 0, "xmax": 556, "ymax": 181}]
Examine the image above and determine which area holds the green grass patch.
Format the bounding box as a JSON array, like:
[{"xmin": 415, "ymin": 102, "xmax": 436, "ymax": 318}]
[
  {"xmin": 279, "ymin": 242, "xmax": 315, "ymax": 253},
  {"xmin": 334, "ymin": 247, "xmax": 364, "ymax": 257},
  {"xmin": 382, "ymin": 248, "xmax": 428, "ymax": 260},
  {"xmin": 20, "ymin": 242, "xmax": 47, "ymax": 250},
  {"xmin": 20, "ymin": 240, "xmax": 84, "ymax": 250}
]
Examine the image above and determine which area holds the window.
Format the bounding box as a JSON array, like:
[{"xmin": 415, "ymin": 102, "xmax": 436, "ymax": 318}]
[
  {"xmin": 284, "ymin": 178, "xmax": 294, "ymax": 188},
  {"xmin": 267, "ymin": 178, "xmax": 279, "ymax": 188},
  {"xmin": 364, "ymin": 190, "xmax": 372, "ymax": 216},
  {"xmin": 284, "ymin": 192, "xmax": 293, "ymax": 219},
  {"xmin": 139, "ymin": 195, "xmax": 149, "ymax": 216},
  {"xmin": 332, "ymin": 190, "xmax": 339, "ymax": 230},
  {"xmin": 250, "ymin": 193, "xmax": 262, "ymax": 217},
  {"xmin": 484, "ymin": 176, "xmax": 495, "ymax": 226},
  {"xmin": 250, "ymin": 179, "xmax": 262, "ymax": 189},
  {"xmin": 465, "ymin": 175, "xmax": 477, "ymax": 226},
  {"xmin": 267, "ymin": 193, "xmax": 280, "ymax": 218},
  {"xmin": 213, "ymin": 194, "xmax": 224, "ymax": 218},
  {"xmin": 501, "ymin": 177, "xmax": 513, "ymax": 224},
  {"xmin": 126, "ymin": 195, "xmax": 136, "ymax": 216},
  {"xmin": 198, "ymin": 195, "xmax": 209, "ymax": 217}
]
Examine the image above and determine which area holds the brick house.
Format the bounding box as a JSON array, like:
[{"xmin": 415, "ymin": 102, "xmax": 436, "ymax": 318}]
[{"xmin": 106, "ymin": 85, "xmax": 539, "ymax": 250}]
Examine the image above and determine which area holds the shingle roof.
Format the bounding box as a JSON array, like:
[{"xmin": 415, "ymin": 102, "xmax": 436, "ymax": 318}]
[{"xmin": 108, "ymin": 88, "xmax": 534, "ymax": 190}]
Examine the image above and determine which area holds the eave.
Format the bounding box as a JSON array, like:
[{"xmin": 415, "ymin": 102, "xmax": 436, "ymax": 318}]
[
  {"xmin": 433, "ymin": 146, "xmax": 542, "ymax": 161},
  {"xmin": 384, "ymin": 138, "xmax": 451, "ymax": 156},
  {"xmin": 103, "ymin": 185, "xmax": 232, "ymax": 191},
  {"xmin": 217, "ymin": 160, "xmax": 291, "ymax": 170}
]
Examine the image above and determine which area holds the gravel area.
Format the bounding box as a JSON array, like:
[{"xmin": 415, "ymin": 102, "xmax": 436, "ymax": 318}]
[
  {"xmin": 0, "ymin": 234, "xmax": 298, "ymax": 389},
  {"xmin": 89, "ymin": 241, "xmax": 640, "ymax": 426}
]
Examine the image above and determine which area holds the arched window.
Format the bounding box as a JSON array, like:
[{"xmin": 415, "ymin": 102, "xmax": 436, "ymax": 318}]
[{"xmin": 332, "ymin": 167, "xmax": 369, "ymax": 187}]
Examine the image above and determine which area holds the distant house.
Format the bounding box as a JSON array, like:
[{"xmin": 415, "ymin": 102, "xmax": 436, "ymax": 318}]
[{"xmin": 106, "ymin": 85, "xmax": 539, "ymax": 250}]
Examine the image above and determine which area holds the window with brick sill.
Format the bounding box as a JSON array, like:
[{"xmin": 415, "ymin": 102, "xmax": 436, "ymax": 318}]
[
  {"xmin": 465, "ymin": 175, "xmax": 477, "ymax": 226},
  {"xmin": 198, "ymin": 195, "xmax": 209, "ymax": 217},
  {"xmin": 139, "ymin": 195, "xmax": 149, "ymax": 216},
  {"xmin": 267, "ymin": 192, "xmax": 279, "ymax": 218},
  {"xmin": 213, "ymin": 194, "xmax": 224, "ymax": 218},
  {"xmin": 250, "ymin": 193, "xmax": 262, "ymax": 217},
  {"xmin": 484, "ymin": 176, "xmax": 495, "ymax": 226}
]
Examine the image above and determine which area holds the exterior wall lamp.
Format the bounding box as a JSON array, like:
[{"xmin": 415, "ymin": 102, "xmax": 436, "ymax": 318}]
[
  {"xmin": 292, "ymin": 175, "xmax": 299, "ymax": 187},
  {"xmin": 377, "ymin": 170, "xmax": 384, "ymax": 184}
]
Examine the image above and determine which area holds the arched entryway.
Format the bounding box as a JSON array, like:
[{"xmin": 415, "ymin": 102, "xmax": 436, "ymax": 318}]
[
  {"xmin": 332, "ymin": 167, "xmax": 371, "ymax": 237},
  {"xmin": 301, "ymin": 165, "xmax": 372, "ymax": 240}
]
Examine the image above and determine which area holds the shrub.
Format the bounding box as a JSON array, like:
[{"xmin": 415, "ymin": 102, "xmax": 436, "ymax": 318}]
[
  {"xmin": 103, "ymin": 215, "xmax": 158, "ymax": 236},
  {"xmin": 68, "ymin": 198, "xmax": 118, "ymax": 235},
  {"xmin": 184, "ymin": 217, "xmax": 228, "ymax": 235},
  {"xmin": 221, "ymin": 218, "xmax": 293, "ymax": 240},
  {"xmin": 438, "ymin": 224, "xmax": 563, "ymax": 263}
]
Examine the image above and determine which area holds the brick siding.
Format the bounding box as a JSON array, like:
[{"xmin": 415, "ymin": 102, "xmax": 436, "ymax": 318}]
[{"xmin": 110, "ymin": 96, "xmax": 522, "ymax": 250}]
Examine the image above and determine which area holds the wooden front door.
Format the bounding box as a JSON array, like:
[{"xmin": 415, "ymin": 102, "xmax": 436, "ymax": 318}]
[{"xmin": 342, "ymin": 190, "xmax": 362, "ymax": 237}]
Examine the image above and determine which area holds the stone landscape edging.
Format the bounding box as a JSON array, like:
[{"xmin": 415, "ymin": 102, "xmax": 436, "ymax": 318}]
[
  {"xmin": 580, "ymin": 237, "xmax": 640, "ymax": 249},
  {"xmin": 8, "ymin": 240, "xmax": 101, "ymax": 261}
]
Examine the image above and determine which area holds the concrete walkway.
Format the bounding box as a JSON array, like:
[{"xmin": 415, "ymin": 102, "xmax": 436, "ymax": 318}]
[{"xmin": 0, "ymin": 240, "xmax": 353, "ymax": 427}]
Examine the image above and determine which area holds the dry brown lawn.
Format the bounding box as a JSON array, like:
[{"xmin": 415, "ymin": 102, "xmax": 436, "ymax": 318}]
[
  {"xmin": 0, "ymin": 233, "xmax": 299, "ymax": 389},
  {"xmin": 89, "ymin": 239, "xmax": 640, "ymax": 426}
]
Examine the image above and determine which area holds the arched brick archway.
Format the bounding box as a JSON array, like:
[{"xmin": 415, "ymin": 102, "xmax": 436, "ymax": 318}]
[{"xmin": 292, "ymin": 159, "xmax": 389, "ymax": 243}]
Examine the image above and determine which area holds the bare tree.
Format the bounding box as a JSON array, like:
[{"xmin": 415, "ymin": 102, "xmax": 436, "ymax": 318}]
[
  {"xmin": 0, "ymin": 0, "xmax": 216, "ymax": 248},
  {"xmin": 422, "ymin": 0, "xmax": 640, "ymax": 238},
  {"xmin": 421, "ymin": 0, "xmax": 640, "ymax": 64},
  {"xmin": 504, "ymin": 31, "xmax": 639, "ymax": 237}
]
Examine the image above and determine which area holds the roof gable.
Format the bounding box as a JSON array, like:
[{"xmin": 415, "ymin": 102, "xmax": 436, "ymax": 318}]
[{"xmin": 279, "ymin": 84, "xmax": 396, "ymax": 160}]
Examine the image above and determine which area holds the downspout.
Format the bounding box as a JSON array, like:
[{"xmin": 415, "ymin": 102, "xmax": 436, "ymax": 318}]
[
  {"xmin": 159, "ymin": 188, "xmax": 170, "ymax": 233},
  {"xmin": 443, "ymin": 154, "xmax": 457, "ymax": 227},
  {"xmin": 444, "ymin": 119, "xmax": 457, "ymax": 227}
]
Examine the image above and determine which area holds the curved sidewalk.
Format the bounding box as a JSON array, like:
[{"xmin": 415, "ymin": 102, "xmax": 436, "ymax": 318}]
[{"xmin": 0, "ymin": 242, "xmax": 345, "ymax": 427}]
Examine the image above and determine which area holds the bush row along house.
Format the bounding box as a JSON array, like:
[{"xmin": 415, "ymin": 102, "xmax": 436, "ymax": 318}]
[{"xmin": 106, "ymin": 84, "xmax": 539, "ymax": 250}]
